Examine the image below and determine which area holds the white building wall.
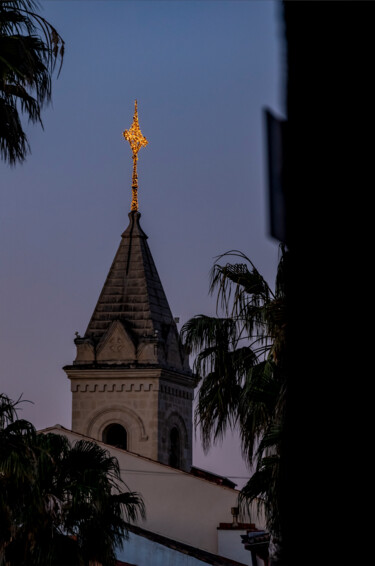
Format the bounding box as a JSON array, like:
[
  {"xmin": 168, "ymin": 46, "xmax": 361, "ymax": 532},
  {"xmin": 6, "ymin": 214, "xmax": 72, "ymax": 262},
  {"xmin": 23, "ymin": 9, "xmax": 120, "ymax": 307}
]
[
  {"xmin": 43, "ymin": 426, "xmax": 261, "ymax": 559},
  {"xmin": 217, "ymin": 530, "xmax": 252, "ymax": 565}
]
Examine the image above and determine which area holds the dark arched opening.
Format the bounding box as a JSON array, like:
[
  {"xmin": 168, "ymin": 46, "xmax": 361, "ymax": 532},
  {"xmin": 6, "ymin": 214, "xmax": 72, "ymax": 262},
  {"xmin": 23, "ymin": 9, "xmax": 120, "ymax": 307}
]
[
  {"xmin": 102, "ymin": 423, "xmax": 127, "ymax": 450},
  {"xmin": 169, "ymin": 426, "xmax": 180, "ymax": 468}
]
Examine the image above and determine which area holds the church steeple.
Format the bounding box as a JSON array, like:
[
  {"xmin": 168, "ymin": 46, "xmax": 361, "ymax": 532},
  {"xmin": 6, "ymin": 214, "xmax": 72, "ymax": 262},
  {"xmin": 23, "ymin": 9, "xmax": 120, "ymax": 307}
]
[
  {"xmin": 77, "ymin": 210, "xmax": 189, "ymax": 372},
  {"xmin": 64, "ymin": 103, "xmax": 196, "ymax": 471}
]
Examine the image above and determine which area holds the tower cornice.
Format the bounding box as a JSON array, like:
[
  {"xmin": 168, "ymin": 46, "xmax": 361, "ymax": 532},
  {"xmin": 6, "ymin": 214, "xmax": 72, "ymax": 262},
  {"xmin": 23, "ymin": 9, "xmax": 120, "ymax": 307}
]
[{"xmin": 64, "ymin": 365, "xmax": 197, "ymax": 386}]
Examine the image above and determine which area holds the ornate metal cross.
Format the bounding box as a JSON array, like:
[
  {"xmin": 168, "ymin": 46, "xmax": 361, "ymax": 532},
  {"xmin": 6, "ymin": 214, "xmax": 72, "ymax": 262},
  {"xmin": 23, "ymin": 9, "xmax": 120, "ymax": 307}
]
[{"xmin": 123, "ymin": 100, "xmax": 148, "ymax": 212}]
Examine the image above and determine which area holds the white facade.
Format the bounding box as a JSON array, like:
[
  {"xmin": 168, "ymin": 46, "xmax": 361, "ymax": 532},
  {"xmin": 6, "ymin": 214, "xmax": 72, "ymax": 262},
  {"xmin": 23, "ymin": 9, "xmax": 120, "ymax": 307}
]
[
  {"xmin": 42, "ymin": 425, "xmax": 264, "ymax": 563},
  {"xmin": 218, "ymin": 529, "xmax": 253, "ymax": 565}
]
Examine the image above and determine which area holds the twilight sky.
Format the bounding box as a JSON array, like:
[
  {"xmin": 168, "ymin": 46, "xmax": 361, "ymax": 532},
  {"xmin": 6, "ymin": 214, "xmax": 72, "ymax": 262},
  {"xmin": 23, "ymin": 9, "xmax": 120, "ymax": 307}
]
[{"xmin": 0, "ymin": 0, "xmax": 285, "ymax": 489}]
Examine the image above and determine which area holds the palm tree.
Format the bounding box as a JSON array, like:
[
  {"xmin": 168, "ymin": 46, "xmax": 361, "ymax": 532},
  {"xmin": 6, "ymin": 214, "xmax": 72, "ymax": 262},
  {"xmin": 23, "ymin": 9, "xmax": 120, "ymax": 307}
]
[
  {"xmin": 181, "ymin": 244, "xmax": 287, "ymax": 543},
  {"xmin": 0, "ymin": 0, "xmax": 64, "ymax": 165},
  {"xmin": 57, "ymin": 436, "xmax": 145, "ymax": 566},
  {"xmin": 0, "ymin": 393, "xmax": 145, "ymax": 566}
]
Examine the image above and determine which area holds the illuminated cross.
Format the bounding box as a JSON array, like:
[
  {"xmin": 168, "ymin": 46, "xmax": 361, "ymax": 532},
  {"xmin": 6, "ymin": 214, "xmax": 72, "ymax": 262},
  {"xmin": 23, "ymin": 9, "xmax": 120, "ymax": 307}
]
[{"xmin": 123, "ymin": 100, "xmax": 148, "ymax": 212}]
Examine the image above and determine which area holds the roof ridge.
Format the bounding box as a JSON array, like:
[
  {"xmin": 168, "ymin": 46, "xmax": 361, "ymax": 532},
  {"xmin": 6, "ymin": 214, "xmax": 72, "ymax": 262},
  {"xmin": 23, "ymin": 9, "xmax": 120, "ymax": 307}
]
[{"xmin": 39, "ymin": 426, "xmax": 239, "ymax": 492}]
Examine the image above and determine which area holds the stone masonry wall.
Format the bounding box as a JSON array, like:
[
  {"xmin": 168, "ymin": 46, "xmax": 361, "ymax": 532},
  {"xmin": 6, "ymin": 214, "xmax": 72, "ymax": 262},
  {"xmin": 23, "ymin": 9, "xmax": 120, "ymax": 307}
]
[
  {"xmin": 157, "ymin": 380, "xmax": 194, "ymax": 471},
  {"xmin": 71, "ymin": 377, "xmax": 160, "ymax": 460}
]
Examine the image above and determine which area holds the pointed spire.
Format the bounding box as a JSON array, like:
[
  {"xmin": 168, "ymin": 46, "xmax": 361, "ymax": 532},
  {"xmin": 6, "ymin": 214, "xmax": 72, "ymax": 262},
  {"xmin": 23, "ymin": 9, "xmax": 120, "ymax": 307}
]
[
  {"xmin": 123, "ymin": 100, "xmax": 148, "ymax": 212},
  {"xmin": 73, "ymin": 110, "xmax": 189, "ymax": 373},
  {"xmin": 81, "ymin": 211, "xmax": 189, "ymax": 372}
]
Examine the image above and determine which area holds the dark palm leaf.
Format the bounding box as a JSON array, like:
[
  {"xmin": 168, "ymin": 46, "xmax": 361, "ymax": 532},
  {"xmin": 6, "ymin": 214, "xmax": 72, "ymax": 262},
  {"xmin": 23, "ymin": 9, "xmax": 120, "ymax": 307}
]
[
  {"xmin": 209, "ymin": 250, "xmax": 274, "ymax": 315},
  {"xmin": 239, "ymin": 454, "xmax": 280, "ymax": 533},
  {"xmin": 181, "ymin": 244, "xmax": 288, "ymax": 542},
  {"xmin": 181, "ymin": 314, "xmax": 238, "ymax": 352},
  {"xmin": 0, "ymin": 0, "xmax": 64, "ymax": 164},
  {"xmin": 195, "ymin": 369, "xmax": 243, "ymax": 450},
  {"xmin": 0, "ymin": 394, "xmax": 145, "ymax": 565}
]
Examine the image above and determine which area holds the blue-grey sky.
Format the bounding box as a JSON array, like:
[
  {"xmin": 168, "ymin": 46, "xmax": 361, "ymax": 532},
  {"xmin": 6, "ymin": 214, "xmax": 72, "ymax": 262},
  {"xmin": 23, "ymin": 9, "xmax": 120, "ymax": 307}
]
[{"xmin": 0, "ymin": 0, "xmax": 285, "ymax": 488}]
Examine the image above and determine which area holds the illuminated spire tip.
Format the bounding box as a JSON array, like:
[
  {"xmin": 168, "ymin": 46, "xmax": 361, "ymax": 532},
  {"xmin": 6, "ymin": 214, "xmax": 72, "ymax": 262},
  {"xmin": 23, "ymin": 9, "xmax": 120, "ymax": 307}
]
[{"xmin": 123, "ymin": 100, "xmax": 148, "ymax": 212}]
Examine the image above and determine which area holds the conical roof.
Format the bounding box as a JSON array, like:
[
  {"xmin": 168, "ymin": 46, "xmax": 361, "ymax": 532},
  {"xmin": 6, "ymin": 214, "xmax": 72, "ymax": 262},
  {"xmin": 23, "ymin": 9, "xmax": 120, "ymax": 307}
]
[{"xmin": 80, "ymin": 211, "xmax": 189, "ymax": 372}]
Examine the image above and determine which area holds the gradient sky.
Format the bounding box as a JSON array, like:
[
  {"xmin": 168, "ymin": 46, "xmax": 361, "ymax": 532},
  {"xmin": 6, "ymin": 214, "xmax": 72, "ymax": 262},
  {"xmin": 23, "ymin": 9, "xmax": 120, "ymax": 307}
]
[{"xmin": 0, "ymin": 0, "xmax": 285, "ymax": 488}]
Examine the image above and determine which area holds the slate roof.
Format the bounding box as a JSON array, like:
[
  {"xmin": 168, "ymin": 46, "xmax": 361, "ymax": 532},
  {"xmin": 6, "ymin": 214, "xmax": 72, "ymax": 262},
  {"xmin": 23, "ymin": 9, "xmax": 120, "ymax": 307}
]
[
  {"xmin": 125, "ymin": 523, "xmax": 249, "ymax": 566},
  {"xmin": 86, "ymin": 211, "xmax": 173, "ymax": 341},
  {"xmin": 81, "ymin": 210, "xmax": 189, "ymax": 372}
]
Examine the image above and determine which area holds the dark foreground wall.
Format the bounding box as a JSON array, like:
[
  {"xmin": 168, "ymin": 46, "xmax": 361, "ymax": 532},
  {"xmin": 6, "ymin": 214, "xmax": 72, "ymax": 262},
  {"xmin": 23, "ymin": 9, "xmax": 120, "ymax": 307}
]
[{"xmin": 281, "ymin": 3, "xmax": 375, "ymax": 565}]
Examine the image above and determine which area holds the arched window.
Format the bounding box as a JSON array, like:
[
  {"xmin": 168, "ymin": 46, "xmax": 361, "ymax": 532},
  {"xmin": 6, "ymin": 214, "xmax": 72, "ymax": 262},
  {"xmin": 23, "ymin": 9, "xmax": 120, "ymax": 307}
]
[
  {"xmin": 102, "ymin": 423, "xmax": 127, "ymax": 450},
  {"xmin": 169, "ymin": 426, "xmax": 180, "ymax": 468}
]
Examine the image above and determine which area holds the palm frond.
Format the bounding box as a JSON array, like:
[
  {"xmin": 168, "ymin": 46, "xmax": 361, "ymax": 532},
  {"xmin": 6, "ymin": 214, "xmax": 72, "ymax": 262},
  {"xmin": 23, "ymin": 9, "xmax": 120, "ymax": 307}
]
[
  {"xmin": 195, "ymin": 369, "xmax": 243, "ymax": 451},
  {"xmin": 239, "ymin": 454, "xmax": 280, "ymax": 535},
  {"xmin": 181, "ymin": 314, "xmax": 238, "ymax": 351},
  {"xmin": 181, "ymin": 243, "xmax": 288, "ymax": 541},
  {"xmin": 114, "ymin": 491, "xmax": 146, "ymax": 524},
  {"xmin": 0, "ymin": 0, "xmax": 64, "ymax": 164},
  {"xmin": 0, "ymin": 397, "xmax": 145, "ymax": 565},
  {"xmin": 209, "ymin": 250, "xmax": 274, "ymax": 316}
]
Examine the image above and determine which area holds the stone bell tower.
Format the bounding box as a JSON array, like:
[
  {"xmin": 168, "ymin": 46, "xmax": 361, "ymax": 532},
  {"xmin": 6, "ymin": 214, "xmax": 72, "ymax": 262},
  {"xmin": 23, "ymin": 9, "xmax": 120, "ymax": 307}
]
[{"xmin": 63, "ymin": 102, "xmax": 197, "ymax": 471}]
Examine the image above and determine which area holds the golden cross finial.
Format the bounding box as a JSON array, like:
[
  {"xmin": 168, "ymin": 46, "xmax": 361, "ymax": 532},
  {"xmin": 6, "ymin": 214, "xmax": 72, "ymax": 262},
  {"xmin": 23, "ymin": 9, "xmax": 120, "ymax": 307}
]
[{"xmin": 123, "ymin": 100, "xmax": 148, "ymax": 212}]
